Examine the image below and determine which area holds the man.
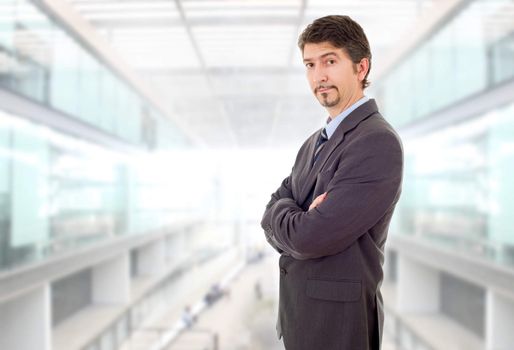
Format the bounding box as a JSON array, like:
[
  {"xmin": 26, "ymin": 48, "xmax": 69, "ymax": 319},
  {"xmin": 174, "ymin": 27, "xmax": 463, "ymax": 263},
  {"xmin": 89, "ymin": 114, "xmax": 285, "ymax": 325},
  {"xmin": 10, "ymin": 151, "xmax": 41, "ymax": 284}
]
[{"xmin": 261, "ymin": 15, "xmax": 403, "ymax": 350}]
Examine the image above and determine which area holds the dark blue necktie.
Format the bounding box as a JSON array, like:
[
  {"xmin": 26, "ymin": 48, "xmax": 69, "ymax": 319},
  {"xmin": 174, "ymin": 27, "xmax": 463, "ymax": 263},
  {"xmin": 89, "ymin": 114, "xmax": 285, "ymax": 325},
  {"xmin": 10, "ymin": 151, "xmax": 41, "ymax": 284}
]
[{"xmin": 312, "ymin": 128, "xmax": 328, "ymax": 166}]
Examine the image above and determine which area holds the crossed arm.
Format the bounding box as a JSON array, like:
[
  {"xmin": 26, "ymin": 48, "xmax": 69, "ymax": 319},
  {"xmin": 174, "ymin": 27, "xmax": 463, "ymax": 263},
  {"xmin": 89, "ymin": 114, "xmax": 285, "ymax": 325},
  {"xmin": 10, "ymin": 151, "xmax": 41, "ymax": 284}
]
[
  {"xmin": 261, "ymin": 131, "xmax": 403, "ymax": 260},
  {"xmin": 261, "ymin": 174, "xmax": 294, "ymax": 254}
]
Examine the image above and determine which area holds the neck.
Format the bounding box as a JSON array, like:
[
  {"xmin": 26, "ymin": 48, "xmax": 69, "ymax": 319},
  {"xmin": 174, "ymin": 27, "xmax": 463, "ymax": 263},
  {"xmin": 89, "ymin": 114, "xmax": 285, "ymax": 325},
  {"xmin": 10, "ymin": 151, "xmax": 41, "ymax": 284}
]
[{"xmin": 327, "ymin": 92, "xmax": 364, "ymax": 119}]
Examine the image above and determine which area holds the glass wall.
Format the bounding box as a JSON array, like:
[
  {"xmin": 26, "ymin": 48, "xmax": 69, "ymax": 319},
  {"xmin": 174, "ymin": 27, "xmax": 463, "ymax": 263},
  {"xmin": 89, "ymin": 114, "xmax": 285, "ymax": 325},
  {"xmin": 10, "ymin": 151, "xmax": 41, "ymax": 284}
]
[
  {"xmin": 376, "ymin": 0, "xmax": 514, "ymax": 128},
  {"xmin": 0, "ymin": 0, "xmax": 195, "ymax": 271},
  {"xmin": 393, "ymin": 101, "xmax": 514, "ymax": 266},
  {"xmin": 375, "ymin": 0, "xmax": 514, "ymax": 268},
  {"xmin": 0, "ymin": 0, "xmax": 185, "ymax": 149},
  {"xmin": 0, "ymin": 109, "xmax": 194, "ymax": 272}
]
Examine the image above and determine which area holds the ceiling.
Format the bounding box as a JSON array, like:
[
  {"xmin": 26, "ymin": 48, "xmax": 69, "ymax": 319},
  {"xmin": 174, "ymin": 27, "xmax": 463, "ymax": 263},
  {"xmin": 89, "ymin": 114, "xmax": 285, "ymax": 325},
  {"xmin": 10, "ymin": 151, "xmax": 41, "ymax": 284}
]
[{"xmin": 65, "ymin": 0, "xmax": 438, "ymax": 149}]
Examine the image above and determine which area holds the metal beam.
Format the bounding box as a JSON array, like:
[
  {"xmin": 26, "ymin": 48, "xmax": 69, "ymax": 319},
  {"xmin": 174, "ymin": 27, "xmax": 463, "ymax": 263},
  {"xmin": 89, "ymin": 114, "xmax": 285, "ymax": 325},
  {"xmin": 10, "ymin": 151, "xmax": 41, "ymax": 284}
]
[
  {"xmin": 286, "ymin": 0, "xmax": 307, "ymax": 67},
  {"xmin": 90, "ymin": 16, "xmax": 298, "ymax": 28},
  {"xmin": 38, "ymin": 0, "xmax": 206, "ymax": 147},
  {"xmin": 71, "ymin": 0, "xmax": 178, "ymax": 3},
  {"xmin": 139, "ymin": 66, "xmax": 305, "ymax": 76},
  {"xmin": 0, "ymin": 88, "xmax": 140, "ymax": 153},
  {"xmin": 399, "ymin": 77, "xmax": 514, "ymax": 139},
  {"xmin": 267, "ymin": 0, "xmax": 308, "ymax": 148},
  {"xmin": 373, "ymin": 0, "xmax": 473, "ymax": 81},
  {"xmin": 173, "ymin": 0, "xmax": 238, "ymax": 147}
]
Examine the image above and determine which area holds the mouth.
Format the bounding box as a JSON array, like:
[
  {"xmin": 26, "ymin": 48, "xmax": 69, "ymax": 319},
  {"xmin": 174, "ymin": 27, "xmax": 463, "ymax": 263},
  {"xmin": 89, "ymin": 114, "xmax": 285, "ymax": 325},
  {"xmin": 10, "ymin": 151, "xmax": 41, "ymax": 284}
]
[{"xmin": 317, "ymin": 86, "xmax": 335, "ymax": 94}]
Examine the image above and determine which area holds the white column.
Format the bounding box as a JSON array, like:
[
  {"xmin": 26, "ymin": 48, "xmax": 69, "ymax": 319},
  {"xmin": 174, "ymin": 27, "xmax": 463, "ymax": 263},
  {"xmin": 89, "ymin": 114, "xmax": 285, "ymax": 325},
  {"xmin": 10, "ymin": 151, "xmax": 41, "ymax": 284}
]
[
  {"xmin": 137, "ymin": 239, "xmax": 166, "ymax": 276},
  {"xmin": 0, "ymin": 285, "xmax": 51, "ymax": 350},
  {"xmin": 92, "ymin": 253, "xmax": 130, "ymax": 304},
  {"xmin": 486, "ymin": 290, "xmax": 514, "ymax": 350},
  {"xmin": 397, "ymin": 254, "xmax": 440, "ymax": 313}
]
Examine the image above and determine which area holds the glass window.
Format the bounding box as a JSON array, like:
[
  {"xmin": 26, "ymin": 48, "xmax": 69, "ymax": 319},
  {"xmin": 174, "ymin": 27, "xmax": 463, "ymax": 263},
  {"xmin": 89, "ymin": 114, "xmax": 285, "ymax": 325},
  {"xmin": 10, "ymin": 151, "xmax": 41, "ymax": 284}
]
[
  {"xmin": 10, "ymin": 121, "xmax": 50, "ymax": 254},
  {"xmin": 0, "ymin": 110, "xmax": 131, "ymax": 271},
  {"xmin": 50, "ymin": 31, "xmax": 80, "ymax": 117},
  {"xmin": 490, "ymin": 33, "xmax": 514, "ymax": 84},
  {"xmin": 428, "ymin": 24, "xmax": 455, "ymax": 112},
  {"xmin": 0, "ymin": 116, "xmax": 11, "ymax": 268},
  {"xmin": 410, "ymin": 46, "xmax": 430, "ymax": 120},
  {"xmin": 0, "ymin": 0, "xmax": 15, "ymax": 50},
  {"xmin": 0, "ymin": 0, "xmax": 190, "ymax": 273},
  {"xmin": 1, "ymin": 0, "xmax": 185, "ymax": 147},
  {"xmin": 394, "ymin": 101, "xmax": 514, "ymax": 267},
  {"xmin": 0, "ymin": 0, "xmax": 16, "ymax": 90},
  {"xmin": 77, "ymin": 52, "xmax": 101, "ymax": 125},
  {"xmin": 453, "ymin": 2, "xmax": 487, "ymax": 100},
  {"xmin": 486, "ymin": 104, "xmax": 514, "ymax": 251},
  {"xmin": 98, "ymin": 68, "xmax": 118, "ymax": 134},
  {"xmin": 374, "ymin": 0, "xmax": 514, "ymax": 126},
  {"xmin": 11, "ymin": 0, "xmax": 52, "ymax": 102}
]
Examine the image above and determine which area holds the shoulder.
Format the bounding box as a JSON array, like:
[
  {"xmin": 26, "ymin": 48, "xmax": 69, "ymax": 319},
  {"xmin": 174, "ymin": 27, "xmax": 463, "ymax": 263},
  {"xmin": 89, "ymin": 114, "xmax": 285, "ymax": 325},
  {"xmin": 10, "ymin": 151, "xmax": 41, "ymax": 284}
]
[
  {"xmin": 333, "ymin": 113, "xmax": 404, "ymax": 170},
  {"xmin": 351, "ymin": 112, "xmax": 402, "ymax": 150}
]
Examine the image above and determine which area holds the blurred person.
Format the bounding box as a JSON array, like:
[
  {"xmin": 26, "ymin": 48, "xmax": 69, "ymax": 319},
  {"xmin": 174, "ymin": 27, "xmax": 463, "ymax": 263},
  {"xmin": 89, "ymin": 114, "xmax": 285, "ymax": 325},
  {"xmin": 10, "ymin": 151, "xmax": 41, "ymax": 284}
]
[
  {"xmin": 254, "ymin": 279, "xmax": 263, "ymax": 300},
  {"xmin": 261, "ymin": 15, "xmax": 403, "ymax": 350},
  {"xmin": 204, "ymin": 283, "xmax": 224, "ymax": 306},
  {"xmin": 181, "ymin": 305, "xmax": 196, "ymax": 329}
]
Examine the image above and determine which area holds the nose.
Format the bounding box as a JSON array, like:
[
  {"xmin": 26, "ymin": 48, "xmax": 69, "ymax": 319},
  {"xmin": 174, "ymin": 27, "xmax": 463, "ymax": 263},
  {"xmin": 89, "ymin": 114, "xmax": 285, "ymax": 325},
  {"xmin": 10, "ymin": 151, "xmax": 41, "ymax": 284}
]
[{"xmin": 313, "ymin": 65, "xmax": 328, "ymax": 85}]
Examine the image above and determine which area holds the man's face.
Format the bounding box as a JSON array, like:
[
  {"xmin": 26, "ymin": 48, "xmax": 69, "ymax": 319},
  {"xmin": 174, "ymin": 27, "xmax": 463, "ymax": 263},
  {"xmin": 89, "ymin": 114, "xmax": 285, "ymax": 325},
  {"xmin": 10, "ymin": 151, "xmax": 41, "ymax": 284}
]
[{"xmin": 303, "ymin": 41, "xmax": 364, "ymax": 116}]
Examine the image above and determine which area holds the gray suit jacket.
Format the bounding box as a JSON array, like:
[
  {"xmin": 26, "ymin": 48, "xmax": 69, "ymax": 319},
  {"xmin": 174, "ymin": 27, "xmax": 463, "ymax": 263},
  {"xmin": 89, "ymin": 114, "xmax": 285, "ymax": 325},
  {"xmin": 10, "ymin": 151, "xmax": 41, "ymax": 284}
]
[{"xmin": 261, "ymin": 99, "xmax": 403, "ymax": 350}]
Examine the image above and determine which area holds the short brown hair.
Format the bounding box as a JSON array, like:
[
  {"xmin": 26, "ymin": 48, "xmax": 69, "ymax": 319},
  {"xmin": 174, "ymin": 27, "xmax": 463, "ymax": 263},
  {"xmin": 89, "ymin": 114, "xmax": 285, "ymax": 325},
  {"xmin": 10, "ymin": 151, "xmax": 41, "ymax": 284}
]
[{"xmin": 298, "ymin": 15, "xmax": 372, "ymax": 89}]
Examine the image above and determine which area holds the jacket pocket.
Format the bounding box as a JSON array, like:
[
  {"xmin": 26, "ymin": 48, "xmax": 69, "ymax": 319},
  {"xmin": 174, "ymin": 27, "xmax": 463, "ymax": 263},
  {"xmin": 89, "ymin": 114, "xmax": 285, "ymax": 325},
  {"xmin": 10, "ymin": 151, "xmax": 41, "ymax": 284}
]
[{"xmin": 306, "ymin": 278, "xmax": 361, "ymax": 302}]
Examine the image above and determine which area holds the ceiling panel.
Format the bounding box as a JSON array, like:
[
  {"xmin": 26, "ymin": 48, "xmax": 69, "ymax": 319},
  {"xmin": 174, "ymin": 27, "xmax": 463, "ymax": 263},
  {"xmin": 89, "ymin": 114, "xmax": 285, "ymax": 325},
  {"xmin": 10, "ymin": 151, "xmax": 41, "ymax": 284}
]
[
  {"xmin": 64, "ymin": 0, "xmax": 439, "ymax": 148},
  {"xmin": 194, "ymin": 25, "xmax": 295, "ymax": 67}
]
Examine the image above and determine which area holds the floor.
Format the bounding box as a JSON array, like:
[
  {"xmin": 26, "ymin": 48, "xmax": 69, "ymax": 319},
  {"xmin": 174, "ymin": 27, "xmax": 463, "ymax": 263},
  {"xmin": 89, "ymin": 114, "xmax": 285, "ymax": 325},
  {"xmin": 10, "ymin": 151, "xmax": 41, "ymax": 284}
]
[{"xmin": 166, "ymin": 253, "xmax": 399, "ymax": 350}]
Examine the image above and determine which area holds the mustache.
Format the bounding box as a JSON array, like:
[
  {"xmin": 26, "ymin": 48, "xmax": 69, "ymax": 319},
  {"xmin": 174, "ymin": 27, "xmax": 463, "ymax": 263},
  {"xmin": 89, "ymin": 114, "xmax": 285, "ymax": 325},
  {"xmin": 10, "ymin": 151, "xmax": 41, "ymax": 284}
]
[{"xmin": 315, "ymin": 85, "xmax": 337, "ymax": 93}]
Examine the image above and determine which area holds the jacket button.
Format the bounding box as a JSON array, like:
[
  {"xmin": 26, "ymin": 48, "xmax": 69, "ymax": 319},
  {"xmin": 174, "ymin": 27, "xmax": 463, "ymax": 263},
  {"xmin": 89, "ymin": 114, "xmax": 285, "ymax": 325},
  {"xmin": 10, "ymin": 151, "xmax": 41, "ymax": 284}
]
[{"xmin": 280, "ymin": 268, "xmax": 287, "ymax": 275}]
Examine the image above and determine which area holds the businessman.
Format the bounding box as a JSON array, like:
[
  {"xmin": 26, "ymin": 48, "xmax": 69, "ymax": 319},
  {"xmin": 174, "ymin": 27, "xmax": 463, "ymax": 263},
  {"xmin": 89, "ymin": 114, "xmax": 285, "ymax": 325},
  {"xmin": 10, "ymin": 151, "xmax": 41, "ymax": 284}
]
[{"xmin": 261, "ymin": 15, "xmax": 403, "ymax": 350}]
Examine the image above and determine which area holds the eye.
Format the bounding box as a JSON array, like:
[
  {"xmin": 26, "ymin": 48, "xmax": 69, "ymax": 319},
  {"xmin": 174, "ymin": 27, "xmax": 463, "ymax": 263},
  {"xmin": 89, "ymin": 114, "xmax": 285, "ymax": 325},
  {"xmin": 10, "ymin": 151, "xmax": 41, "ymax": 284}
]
[
  {"xmin": 327, "ymin": 59, "xmax": 336, "ymax": 65},
  {"xmin": 305, "ymin": 62, "xmax": 314, "ymax": 68}
]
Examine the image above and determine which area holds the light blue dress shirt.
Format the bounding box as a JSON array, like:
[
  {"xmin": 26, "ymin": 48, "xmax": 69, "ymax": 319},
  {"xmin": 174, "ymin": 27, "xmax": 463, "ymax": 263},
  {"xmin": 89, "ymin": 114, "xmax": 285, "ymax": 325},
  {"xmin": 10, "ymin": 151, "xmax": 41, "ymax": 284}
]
[{"xmin": 324, "ymin": 96, "xmax": 369, "ymax": 139}]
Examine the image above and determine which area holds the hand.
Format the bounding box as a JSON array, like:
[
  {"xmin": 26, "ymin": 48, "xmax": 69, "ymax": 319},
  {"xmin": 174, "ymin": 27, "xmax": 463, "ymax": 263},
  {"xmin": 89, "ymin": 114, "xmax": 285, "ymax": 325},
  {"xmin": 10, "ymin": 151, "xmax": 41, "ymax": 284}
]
[{"xmin": 309, "ymin": 192, "xmax": 327, "ymax": 211}]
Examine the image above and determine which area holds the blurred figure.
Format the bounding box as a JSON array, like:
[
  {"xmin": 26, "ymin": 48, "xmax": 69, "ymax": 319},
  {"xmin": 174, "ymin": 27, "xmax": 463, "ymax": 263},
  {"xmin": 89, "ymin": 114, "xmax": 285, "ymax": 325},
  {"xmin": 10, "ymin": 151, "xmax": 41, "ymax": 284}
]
[
  {"xmin": 204, "ymin": 283, "xmax": 224, "ymax": 306},
  {"xmin": 254, "ymin": 279, "xmax": 263, "ymax": 300},
  {"xmin": 261, "ymin": 15, "xmax": 403, "ymax": 350},
  {"xmin": 181, "ymin": 305, "xmax": 196, "ymax": 329}
]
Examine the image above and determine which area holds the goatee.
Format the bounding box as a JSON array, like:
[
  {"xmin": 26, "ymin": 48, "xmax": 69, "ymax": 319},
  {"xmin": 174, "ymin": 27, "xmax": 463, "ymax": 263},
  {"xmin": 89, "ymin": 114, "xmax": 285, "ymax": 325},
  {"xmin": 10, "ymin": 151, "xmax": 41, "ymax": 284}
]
[{"xmin": 320, "ymin": 94, "xmax": 340, "ymax": 108}]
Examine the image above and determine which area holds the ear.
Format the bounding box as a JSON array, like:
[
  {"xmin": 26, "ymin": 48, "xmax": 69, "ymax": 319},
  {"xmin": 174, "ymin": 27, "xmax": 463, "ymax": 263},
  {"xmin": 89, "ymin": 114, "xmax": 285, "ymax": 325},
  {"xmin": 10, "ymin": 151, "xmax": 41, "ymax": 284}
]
[{"xmin": 357, "ymin": 58, "xmax": 369, "ymax": 82}]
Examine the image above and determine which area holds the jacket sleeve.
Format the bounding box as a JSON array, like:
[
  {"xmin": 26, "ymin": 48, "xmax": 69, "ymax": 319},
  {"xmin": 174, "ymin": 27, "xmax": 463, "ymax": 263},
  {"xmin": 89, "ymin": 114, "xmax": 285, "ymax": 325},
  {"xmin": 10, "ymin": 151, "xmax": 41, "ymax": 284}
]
[
  {"xmin": 260, "ymin": 173, "xmax": 295, "ymax": 254},
  {"xmin": 268, "ymin": 131, "xmax": 403, "ymax": 260}
]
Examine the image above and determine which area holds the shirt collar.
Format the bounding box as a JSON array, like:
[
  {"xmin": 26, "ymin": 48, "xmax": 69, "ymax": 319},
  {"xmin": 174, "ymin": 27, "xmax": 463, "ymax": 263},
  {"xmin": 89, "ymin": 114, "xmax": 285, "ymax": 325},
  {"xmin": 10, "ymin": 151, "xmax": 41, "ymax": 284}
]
[{"xmin": 324, "ymin": 96, "xmax": 369, "ymax": 139}]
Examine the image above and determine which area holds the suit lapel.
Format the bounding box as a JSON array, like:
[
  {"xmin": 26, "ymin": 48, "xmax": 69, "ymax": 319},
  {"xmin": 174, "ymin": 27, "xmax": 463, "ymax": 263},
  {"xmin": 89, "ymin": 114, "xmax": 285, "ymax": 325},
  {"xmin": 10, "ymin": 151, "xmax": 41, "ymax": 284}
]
[
  {"xmin": 294, "ymin": 132, "xmax": 318, "ymax": 198},
  {"xmin": 296, "ymin": 99, "xmax": 379, "ymax": 206}
]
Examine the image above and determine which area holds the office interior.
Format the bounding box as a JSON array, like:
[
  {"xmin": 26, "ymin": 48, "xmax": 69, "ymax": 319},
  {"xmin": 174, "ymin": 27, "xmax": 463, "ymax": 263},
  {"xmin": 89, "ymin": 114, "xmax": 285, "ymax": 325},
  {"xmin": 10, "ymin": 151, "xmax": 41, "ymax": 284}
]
[{"xmin": 1, "ymin": 0, "xmax": 514, "ymax": 349}]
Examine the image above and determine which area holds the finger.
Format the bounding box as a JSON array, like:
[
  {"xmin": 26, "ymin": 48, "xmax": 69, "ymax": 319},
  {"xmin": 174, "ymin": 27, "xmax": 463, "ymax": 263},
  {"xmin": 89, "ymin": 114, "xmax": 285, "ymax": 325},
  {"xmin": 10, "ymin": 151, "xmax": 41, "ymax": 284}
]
[{"xmin": 309, "ymin": 199, "xmax": 320, "ymax": 210}]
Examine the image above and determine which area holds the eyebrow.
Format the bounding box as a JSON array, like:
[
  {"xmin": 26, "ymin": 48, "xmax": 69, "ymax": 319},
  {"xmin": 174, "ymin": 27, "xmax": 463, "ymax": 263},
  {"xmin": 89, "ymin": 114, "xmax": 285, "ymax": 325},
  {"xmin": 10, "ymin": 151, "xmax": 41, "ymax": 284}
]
[{"xmin": 303, "ymin": 52, "xmax": 339, "ymax": 63}]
